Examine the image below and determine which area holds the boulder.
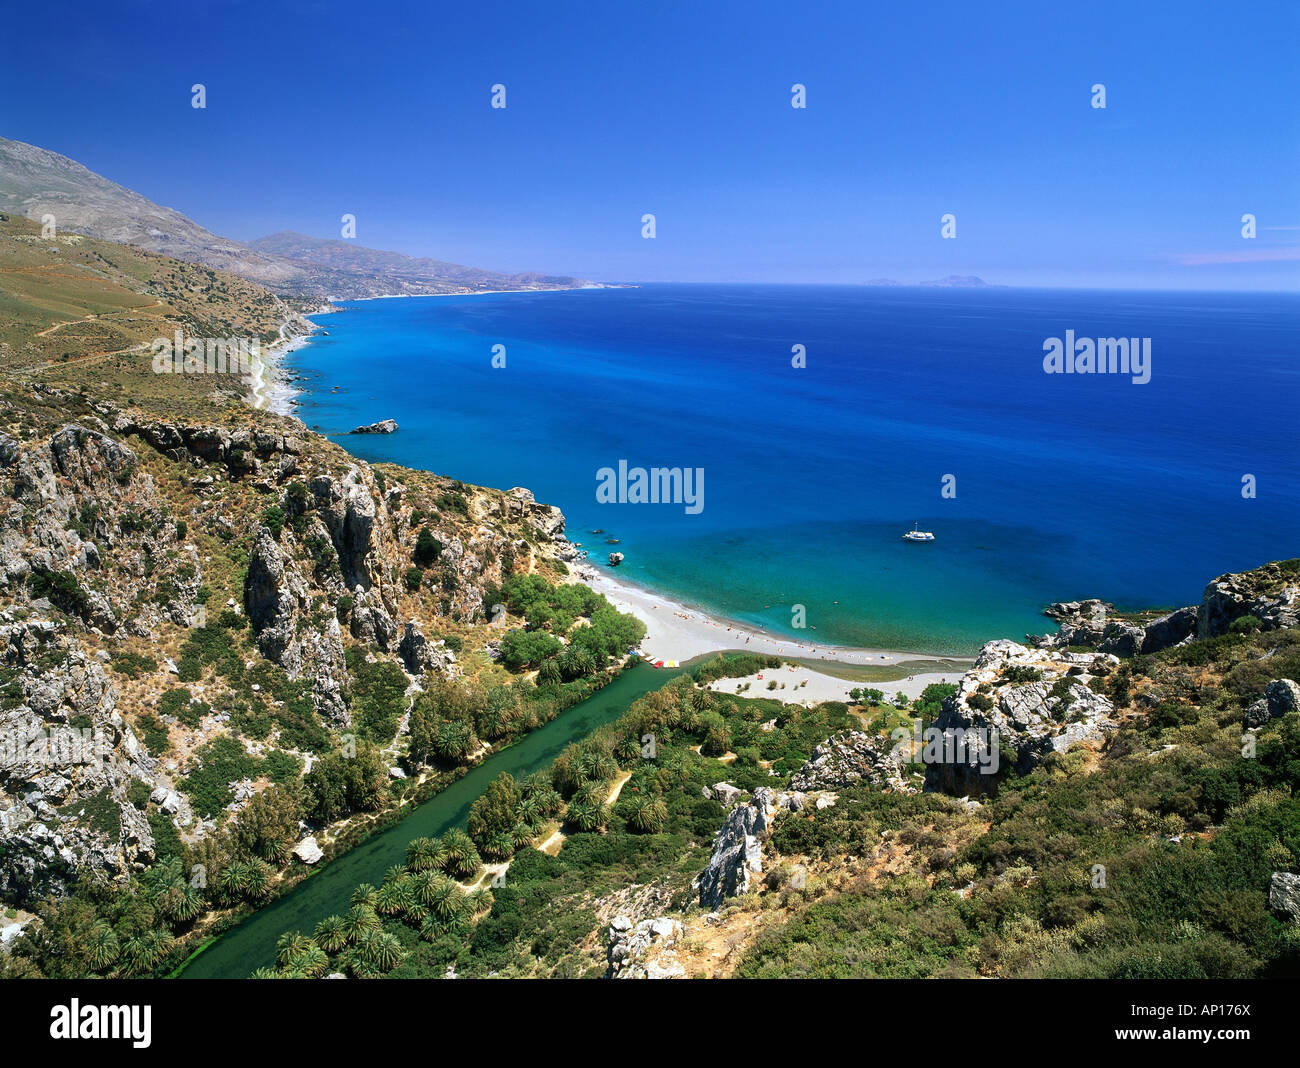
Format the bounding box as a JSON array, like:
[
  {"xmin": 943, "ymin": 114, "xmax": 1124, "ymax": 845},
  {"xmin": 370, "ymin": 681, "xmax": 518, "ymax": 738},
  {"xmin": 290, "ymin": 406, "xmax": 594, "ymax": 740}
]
[
  {"xmin": 1245, "ymin": 679, "xmax": 1300, "ymax": 728},
  {"xmin": 293, "ymin": 836, "xmax": 324, "ymax": 865},
  {"xmin": 1269, "ymin": 872, "xmax": 1300, "ymax": 923},
  {"xmin": 349, "ymin": 419, "xmax": 398, "ymax": 435}
]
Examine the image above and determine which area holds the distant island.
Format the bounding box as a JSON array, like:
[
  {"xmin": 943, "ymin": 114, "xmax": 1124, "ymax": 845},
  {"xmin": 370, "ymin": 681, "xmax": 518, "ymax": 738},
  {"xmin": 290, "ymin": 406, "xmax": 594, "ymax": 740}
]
[{"xmin": 863, "ymin": 274, "xmax": 993, "ymax": 288}]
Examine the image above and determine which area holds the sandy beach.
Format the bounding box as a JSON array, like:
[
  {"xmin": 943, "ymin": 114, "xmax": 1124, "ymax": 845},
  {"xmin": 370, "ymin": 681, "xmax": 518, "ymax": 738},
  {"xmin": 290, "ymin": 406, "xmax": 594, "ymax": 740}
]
[
  {"xmin": 248, "ymin": 327, "xmax": 316, "ymax": 415},
  {"xmin": 571, "ymin": 562, "xmax": 973, "ymax": 677},
  {"xmin": 707, "ymin": 664, "xmax": 959, "ymax": 707}
]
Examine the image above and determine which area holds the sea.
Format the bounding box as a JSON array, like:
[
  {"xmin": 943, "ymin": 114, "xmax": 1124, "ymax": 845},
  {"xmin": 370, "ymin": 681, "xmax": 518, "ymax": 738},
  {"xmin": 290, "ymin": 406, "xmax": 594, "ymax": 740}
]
[{"xmin": 285, "ymin": 284, "xmax": 1300, "ymax": 656}]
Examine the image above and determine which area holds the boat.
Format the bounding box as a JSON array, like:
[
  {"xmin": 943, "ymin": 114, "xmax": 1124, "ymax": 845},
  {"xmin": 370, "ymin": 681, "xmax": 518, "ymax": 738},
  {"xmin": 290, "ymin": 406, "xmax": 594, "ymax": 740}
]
[{"xmin": 902, "ymin": 523, "xmax": 935, "ymax": 542}]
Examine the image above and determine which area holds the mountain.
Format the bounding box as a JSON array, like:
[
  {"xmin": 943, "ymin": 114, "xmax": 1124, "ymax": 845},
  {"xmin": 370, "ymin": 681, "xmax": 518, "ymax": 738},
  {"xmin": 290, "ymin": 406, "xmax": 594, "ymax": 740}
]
[
  {"xmin": 249, "ymin": 232, "xmax": 586, "ymax": 293},
  {"xmin": 0, "ymin": 136, "xmax": 587, "ymax": 299}
]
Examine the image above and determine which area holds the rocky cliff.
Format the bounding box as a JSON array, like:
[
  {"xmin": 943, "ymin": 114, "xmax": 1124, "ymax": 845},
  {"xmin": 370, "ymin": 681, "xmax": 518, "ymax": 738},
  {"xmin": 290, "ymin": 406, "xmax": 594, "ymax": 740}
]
[{"xmin": 0, "ymin": 384, "xmax": 577, "ymax": 902}]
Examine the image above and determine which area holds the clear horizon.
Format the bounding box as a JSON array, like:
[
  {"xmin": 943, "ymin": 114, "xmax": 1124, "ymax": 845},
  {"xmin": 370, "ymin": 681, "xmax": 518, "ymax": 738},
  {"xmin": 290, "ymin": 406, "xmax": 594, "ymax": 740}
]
[{"xmin": 3, "ymin": 0, "xmax": 1297, "ymax": 292}]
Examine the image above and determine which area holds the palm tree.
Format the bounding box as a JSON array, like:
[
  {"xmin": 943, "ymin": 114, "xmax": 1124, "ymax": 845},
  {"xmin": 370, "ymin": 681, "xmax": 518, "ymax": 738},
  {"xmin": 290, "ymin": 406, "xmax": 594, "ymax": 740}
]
[
  {"xmin": 87, "ymin": 921, "xmax": 119, "ymax": 972},
  {"xmin": 250, "ymin": 966, "xmax": 281, "ymax": 979},
  {"xmin": 537, "ymin": 657, "xmax": 562, "ymax": 685},
  {"xmin": 376, "ymin": 877, "xmax": 413, "ymax": 916},
  {"xmin": 409, "ymin": 869, "xmax": 441, "ymax": 907},
  {"xmin": 481, "ymin": 832, "xmax": 515, "ymax": 862},
  {"xmin": 357, "ymin": 930, "xmax": 403, "ymax": 972},
  {"xmin": 244, "ymin": 858, "xmax": 274, "ymax": 900},
  {"xmin": 626, "ymin": 795, "xmax": 669, "ymax": 834},
  {"xmin": 466, "ymin": 887, "xmax": 493, "ymax": 916},
  {"xmin": 120, "ymin": 930, "xmax": 173, "ymax": 977},
  {"xmin": 510, "ymin": 821, "xmax": 538, "ymax": 850},
  {"xmin": 313, "ymin": 915, "xmax": 349, "ymax": 954},
  {"xmin": 276, "ymin": 932, "xmax": 313, "ymax": 969},
  {"xmin": 613, "ymin": 734, "xmax": 642, "ymax": 765},
  {"xmin": 405, "ymin": 836, "xmax": 446, "ymax": 872},
  {"xmin": 350, "ymin": 883, "xmax": 379, "ymax": 910},
  {"xmin": 419, "ymin": 913, "xmax": 447, "ymax": 942},
  {"xmin": 440, "ymin": 828, "xmax": 481, "ymax": 879},
  {"xmin": 217, "ymin": 862, "xmax": 251, "ymax": 903},
  {"xmin": 576, "ymin": 748, "xmax": 615, "ymax": 785},
  {"xmin": 427, "ymin": 876, "xmax": 466, "ymax": 922},
  {"xmin": 565, "ymin": 796, "xmax": 608, "ymax": 833},
  {"xmin": 294, "ymin": 945, "xmax": 331, "ymax": 978},
  {"xmin": 341, "ymin": 905, "xmax": 381, "ymax": 944}
]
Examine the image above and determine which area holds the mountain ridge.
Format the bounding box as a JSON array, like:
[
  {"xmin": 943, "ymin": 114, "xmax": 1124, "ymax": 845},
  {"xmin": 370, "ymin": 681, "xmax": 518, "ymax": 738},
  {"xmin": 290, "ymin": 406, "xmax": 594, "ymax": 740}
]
[{"xmin": 0, "ymin": 136, "xmax": 588, "ymax": 300}]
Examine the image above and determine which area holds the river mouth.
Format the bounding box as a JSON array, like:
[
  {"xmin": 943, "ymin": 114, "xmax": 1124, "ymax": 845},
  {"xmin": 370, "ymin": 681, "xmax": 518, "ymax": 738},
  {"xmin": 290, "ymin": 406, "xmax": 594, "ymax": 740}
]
[{"xmin": 177, "ymin": 660, "xmax": 697, "ymax": 979}]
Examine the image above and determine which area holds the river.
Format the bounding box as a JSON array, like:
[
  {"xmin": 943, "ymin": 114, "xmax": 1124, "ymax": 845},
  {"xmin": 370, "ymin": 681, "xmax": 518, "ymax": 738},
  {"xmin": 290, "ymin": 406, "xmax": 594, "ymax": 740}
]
[{"xmin": 177, "ymin": 659, "xmax": 693, "ymax": 978}]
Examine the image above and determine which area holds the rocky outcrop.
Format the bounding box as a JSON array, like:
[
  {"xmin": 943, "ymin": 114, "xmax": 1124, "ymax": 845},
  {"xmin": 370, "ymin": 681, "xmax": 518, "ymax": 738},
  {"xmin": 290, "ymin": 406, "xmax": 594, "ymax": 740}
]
[
  {"xmin": 350, "ymin": 419, "xmax": 398, "ymax": 435},
  {"xmin": 310, "ymin": 469, "xmax": 386, "ymax": 590},
  {"xmin": 499, "ymin": 486, "xmax": 575, "ymax": 561},
  {"xmin": 790, "ymin": 731, "xmax": 913, "ymax": 793},
  {"xmin": 397, "ymin": 620, "xmax": 453, "ymax": 678},
  {"xmin": 349, "ymin": 585, "xmax": 397, "ymax": 649},
  {"xmin": 1199, "ymin": 562, "xmax": 1300, "ymax": 638},
  {"xmin": 0, "ymin": 616, "xmax": 155, "ymax": 902},
  {"xmin": 694, "ymin": 787, "xmax": 777, "ymax": 909},
  {"xmin": 607, "ymin": 915, "xmax": 685, "ymax": 979},
  {"xmin": 926, "ymin": 639, "xmax": 1118, "ymax": 797},
  {"xmin": 1245, "ymin": 679, "xmax": 1300, "ymax": 729},
  {"xmin": 244, "ymin": 528, "xmax": 349, "ymax": 725},
  {"xmin": 1270, "ymin": 872, "xmax": 1300, "ymax": 923},
  {"xmin": 1040, "ymin": 600, "xmax": 1196, "ymax": 656}
]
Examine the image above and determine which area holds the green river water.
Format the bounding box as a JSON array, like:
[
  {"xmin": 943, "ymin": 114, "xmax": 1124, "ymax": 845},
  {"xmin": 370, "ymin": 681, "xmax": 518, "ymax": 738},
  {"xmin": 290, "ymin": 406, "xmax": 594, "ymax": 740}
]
[{"xmin": 178, "ymin": 660, "xmax": 693, "ymax": 978}]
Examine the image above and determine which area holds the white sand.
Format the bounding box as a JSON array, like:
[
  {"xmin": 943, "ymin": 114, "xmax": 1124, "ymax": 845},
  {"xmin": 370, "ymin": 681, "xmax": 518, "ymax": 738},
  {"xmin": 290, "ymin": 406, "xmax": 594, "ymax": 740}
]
[
  {"xmin": 708, "ymin": 665, "xmax": 959, "ymax": 707},
  {"xmin": 571, "ymin": 563, "xmax": 972, "ymax": 673},
  {"xmin": 248, "ymin": 328, "xmax": 315, "ymax": 415}
]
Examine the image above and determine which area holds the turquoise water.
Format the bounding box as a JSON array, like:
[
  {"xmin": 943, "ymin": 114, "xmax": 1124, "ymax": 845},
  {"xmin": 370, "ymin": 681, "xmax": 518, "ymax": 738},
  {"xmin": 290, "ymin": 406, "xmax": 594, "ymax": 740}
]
[
  {"xmin": 290, "ymin": 284, "xmax": 1300, "ymax": 655},
  {"xmin": 178, "ymin": 661, "xmax": 693, "ymax": 978}
]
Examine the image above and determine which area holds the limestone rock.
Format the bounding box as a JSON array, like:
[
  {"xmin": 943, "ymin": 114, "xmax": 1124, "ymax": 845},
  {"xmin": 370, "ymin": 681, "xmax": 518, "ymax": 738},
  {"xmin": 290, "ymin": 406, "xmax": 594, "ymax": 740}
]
[
  {"xmin": 350, "ymin": 419, "xmax": 398, "ymax": 435},
  {"xmin": 293, "ymin": 836, "xmax": 324, "ymax": 865},
  {"xmin": 1245, "ymin": 679, "xmax": 1300, "ymax": 728},
  {"xmin": 1199, "ymin": 562, "xmax": 1300, "ymax": 638}
]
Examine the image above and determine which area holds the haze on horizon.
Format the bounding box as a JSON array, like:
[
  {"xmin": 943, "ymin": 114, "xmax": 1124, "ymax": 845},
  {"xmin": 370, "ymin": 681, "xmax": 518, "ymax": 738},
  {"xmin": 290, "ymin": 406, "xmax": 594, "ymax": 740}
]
[{"xmin": 2, "ymin": 0, "xmax": 1297, "ymax": 291}]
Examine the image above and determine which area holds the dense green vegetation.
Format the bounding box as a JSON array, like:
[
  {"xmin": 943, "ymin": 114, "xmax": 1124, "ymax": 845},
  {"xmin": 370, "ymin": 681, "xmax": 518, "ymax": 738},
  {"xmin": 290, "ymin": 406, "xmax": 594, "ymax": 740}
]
[
  {"xmin": 736, "ymin": 628, "xmax": 1300, "ymax": 978},
  {"xmin": 252, "ymin": 658, "xmax": 858, "ymax": 977},
  {"xmin": 492, "ymin": 574, "xmax": 646, "ymax": 671}
]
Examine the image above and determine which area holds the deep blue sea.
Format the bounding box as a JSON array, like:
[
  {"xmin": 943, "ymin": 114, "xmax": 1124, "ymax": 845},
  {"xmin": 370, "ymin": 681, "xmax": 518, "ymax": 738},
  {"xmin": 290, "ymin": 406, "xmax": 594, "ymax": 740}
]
[{"xmin": 289, "ymin": 284, "xmax": 1299, "ymax": 655}]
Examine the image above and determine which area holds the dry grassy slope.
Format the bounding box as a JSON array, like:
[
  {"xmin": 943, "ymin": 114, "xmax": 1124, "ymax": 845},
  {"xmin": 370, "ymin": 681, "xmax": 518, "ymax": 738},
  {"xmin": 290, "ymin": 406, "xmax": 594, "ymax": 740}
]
[{"xmin": 0, "ymin": 212, "xmax": 312, "ymax": 372}]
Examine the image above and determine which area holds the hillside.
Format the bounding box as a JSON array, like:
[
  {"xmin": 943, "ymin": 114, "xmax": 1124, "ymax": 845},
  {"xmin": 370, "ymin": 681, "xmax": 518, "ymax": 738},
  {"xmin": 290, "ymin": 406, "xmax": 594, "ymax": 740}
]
[
  {"xmin": 0, "ymin": 212, "xmax": 647, "ymax": 977},
  {"xmin": 250, "ymin": 232, "xmax": 588, "ymax": 293},
  {"xmin": 0, "ymin": 136, "xmax": 588, "ymax": 300}
]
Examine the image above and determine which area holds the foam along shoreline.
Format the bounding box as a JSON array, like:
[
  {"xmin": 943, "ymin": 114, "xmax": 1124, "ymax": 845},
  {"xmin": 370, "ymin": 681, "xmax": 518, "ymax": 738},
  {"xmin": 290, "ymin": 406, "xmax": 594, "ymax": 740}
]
[
  {"xmin": 248, "ymin": 327, "xmax": 314, "ymax": 415},
  {"xmin": 571, "ymin": 562, "xmax": 974, "ymax": 672}
]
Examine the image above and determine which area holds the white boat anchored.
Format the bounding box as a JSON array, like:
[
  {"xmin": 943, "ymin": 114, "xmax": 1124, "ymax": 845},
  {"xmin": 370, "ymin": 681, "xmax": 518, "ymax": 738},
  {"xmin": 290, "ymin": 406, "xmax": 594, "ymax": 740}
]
[{"xmin": 902, "ymin": 523, "xmax": 935, "ymax": 542}]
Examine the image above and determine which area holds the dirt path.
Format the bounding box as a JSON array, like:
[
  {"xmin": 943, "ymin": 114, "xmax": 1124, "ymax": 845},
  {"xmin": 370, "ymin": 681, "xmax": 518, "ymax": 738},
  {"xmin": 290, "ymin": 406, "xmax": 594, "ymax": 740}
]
[{"xmin": 537, "ymin": 769, "xmax": 634, "ymax": 856}]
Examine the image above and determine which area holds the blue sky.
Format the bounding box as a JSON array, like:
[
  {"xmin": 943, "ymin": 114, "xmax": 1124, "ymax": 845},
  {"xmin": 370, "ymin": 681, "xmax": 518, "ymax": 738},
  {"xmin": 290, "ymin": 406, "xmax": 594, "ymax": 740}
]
[{"xmin": 3, "ymin": 0, "xmax": 1297, "ymax": 289}]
